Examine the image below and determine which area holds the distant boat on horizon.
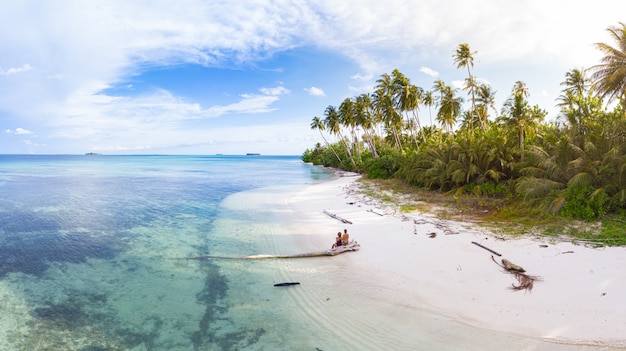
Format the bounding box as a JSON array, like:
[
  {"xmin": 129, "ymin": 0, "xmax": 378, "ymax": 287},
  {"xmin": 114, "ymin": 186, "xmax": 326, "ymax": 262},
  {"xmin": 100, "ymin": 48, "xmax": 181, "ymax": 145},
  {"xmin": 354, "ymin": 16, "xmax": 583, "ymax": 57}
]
[
  {"xmin": 246, "ymin": 153, "xmax": 261, "ymax": 156},
  {"xmin": 85, "ymin": 152, "xmax": 102, "ymax": 156}
]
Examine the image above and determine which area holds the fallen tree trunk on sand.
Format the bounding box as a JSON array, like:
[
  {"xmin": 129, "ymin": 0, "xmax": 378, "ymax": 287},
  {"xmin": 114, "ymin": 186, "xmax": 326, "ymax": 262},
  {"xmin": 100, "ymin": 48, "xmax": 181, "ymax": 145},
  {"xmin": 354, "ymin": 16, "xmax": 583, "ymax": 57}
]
[
  {"xmin": 185, "ymin": 240, "xmax": 360, "ymax": 260},
  {"xmin": 323, "ymin": 209, "xmax": 353, "ymax": 224}
]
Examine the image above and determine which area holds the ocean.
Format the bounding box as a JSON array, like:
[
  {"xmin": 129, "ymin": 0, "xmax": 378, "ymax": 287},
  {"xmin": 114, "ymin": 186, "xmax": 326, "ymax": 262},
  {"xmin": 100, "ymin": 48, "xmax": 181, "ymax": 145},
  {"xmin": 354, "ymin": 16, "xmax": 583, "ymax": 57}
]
[
  {"xmin": 0, "ymin": 155, "xmax": 619, "ymax": 351},
  {"xmin": 0, "ymin": 155, "xmax": 333, "ymax": 350}
]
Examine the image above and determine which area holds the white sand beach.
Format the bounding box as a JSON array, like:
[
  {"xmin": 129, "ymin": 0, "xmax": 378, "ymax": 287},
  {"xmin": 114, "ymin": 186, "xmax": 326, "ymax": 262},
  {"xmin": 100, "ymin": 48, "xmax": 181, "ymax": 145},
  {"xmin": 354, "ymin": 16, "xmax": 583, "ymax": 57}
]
[{"xmin": 273, "ymin": 174, "xmax": 626, "ymax": 349}]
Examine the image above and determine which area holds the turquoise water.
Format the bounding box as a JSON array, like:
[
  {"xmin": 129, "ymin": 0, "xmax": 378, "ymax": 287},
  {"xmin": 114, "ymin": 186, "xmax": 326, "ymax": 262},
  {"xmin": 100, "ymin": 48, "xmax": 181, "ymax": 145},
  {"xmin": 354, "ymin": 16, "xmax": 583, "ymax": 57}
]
[
  {"xmin": 0, "ymin": 155, "xmax": 333, "ymax": 350},
  {"xmin": 1, "ymin": 155, "xmax": 622, "ymax": 351}
]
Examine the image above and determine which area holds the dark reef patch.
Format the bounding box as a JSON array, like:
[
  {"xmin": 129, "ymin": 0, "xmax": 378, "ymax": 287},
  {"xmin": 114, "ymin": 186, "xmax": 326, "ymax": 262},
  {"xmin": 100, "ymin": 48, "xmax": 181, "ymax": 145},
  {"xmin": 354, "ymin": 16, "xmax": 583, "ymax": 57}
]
[{"xmin": 0, "ymin": 229, "xmax": 121, "ymax": 278}]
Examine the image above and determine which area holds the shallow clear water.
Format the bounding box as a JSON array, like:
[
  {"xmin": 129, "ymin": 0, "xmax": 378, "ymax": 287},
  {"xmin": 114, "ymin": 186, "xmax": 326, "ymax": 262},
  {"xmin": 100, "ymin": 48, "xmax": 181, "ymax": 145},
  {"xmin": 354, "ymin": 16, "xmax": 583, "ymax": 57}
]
[
  {"xmin": 0, "ymin": 155, "xmax": 622, "ymax": 351},
  {"xmin": 0, "ymin": 155, "xmax": 332, "ymax": 350}
]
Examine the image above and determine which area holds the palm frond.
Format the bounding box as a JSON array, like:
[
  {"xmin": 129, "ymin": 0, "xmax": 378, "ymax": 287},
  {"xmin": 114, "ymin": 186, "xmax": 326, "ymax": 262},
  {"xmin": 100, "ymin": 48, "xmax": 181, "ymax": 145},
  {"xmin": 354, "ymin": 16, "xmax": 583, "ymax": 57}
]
[
  {"xmin": 567, "ymin": 172, "xmax": 594, "ymax": 188},
  {"xmin": 516, "ymin": 176, "xmax": 565, "ymax": 200}
]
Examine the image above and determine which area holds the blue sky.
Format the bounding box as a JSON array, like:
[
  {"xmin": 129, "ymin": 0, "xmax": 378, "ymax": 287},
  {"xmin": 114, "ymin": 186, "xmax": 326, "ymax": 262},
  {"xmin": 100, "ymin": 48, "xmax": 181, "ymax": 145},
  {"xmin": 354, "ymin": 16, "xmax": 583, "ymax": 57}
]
[{"xmin": 0, "ymin": 0, "xmax": 624, "ymax": 155}]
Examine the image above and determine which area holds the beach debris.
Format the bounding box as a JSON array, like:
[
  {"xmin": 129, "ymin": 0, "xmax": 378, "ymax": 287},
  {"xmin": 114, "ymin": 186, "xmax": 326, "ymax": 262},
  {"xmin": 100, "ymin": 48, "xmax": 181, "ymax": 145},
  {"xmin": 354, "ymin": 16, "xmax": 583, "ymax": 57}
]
[
  {"xmin": 428, "ymin": 232, "xmax": 437, "ymax": 238},
  {"xmin": 367, "ymin": 208, "xmax": 384, "ymax": 216},
  {"xmin": 539, "ymin": 244, "xmax": 549, "ymax": 248},
  {"xmin": 491, "ymin": 255, "xmax": 541, "ymax": 292},
  {"xmin": 471, "ymin": 241, "xmax": 502, "ymax": 257},
  {"xmin": 501, "ymin": 258, "xmax": 525, "ymax": 272},
  {"xmin": 413, "ymin": 218, "xmax": 459, "ymax": 235},
  {"xmin": 185, "ymin": 241, "xmax": 361, "ymax": 260},
  {"xmin": 323, "ymin": 209, "xmax": 353, "ymax": 224},
  {"xmin": 274, "ymin": 282, "xmax": 300, "ymax": 287},
  {"xmin": 561, "ymin": 250, "xmax": 575, "ymax": 254}
]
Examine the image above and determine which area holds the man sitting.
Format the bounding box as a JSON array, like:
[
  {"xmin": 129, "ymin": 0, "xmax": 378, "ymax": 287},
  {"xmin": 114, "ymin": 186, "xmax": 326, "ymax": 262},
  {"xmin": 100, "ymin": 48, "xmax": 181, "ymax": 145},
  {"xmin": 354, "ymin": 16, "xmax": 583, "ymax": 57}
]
[{"xmin": 341, "ymin": 229, "xmax": 350, "ymax": 245}]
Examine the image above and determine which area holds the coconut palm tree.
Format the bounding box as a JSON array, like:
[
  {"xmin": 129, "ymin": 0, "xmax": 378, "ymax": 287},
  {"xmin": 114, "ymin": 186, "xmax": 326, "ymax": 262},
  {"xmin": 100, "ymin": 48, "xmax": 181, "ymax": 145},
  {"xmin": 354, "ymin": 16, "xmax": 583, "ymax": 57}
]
[
  {"xmin": 374, "ymin": 73, "xmax": 403, "ymax": 150},
  {"xmin": 310, "ymin": 116, "xmax": 341, "ymax": 163},
  {"xmin": 475, "ymin": 83, "xmax": 498, "ymax": 130},
  {"xmin": 499, "ymin": 81, "xmax": 545, "ymax": 163},
  {"xmin": 454, "ymin": 43, "xmax": 478, "ymax": 130},
  {"xmin": 433, "ymin": 79, "xmax": 462, "ymax": 134},
  {"xmin": 557, "ymin": 68, "xmax": 598, "ymax": 147},
  {"xmin": 326, "ymin": 104, "xmax": 357, "ymax": 169},
  {"xmin": 338, "ymin": 97, "xmax": 361, "ymax": 164},
  {"xmin": 393, "ymin": 70, "xmax": 425, "ymax": 144},
  {"xmin": 354, "ymin": 93, "xmax": 380, "ymax": 159},
  {"xmin": 590, "ymin": 22, "xmax": 626, "ymax": 106},
  {"xmin": 423, "ymin": 90, "xmax": 435, "ymax": 126}
]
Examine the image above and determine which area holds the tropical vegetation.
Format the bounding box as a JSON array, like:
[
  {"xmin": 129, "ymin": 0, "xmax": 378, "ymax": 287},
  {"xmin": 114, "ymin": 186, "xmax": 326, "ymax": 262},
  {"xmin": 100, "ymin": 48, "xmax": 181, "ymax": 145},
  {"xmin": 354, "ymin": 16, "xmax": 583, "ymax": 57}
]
[{"xmin": 302, "ymin": 23, "xmax": 626, "ymax": 242}]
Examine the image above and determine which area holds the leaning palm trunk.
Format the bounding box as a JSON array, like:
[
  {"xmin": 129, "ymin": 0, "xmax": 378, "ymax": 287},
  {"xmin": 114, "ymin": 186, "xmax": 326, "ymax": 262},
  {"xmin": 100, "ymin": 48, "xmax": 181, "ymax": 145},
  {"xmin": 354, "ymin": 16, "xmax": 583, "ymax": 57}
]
[
  {"xmin": 318, "ymin": 130, "xmax": 342, "ymax": 163},
  {"xmin": 338, "ymin": 134, "xmax": 357, "ymax": 170}
]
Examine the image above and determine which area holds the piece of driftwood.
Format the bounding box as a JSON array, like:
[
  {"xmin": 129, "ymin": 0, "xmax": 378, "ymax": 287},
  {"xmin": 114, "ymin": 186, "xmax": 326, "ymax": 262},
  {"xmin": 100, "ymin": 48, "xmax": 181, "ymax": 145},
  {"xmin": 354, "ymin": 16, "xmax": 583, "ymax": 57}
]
[
  {"xmin": 323, "ymin": 209, "xmax": 353, "ymax": 224},
  {"xmin": 367, "ymin": 208, "xmax": 384, "ymax": 216},
  {"xmin": 471, "ymin": 241, "xmax": 502, "ymax": 256},
  {"xmin": 186, "ymin": 240, "xmax": 360, "ymax": 260},
  {"xmin": 501, "ymin": 258, "xmax": 525, "ymax": 272},
  {"xmin": 491, "ymin": 255, "xmax": 541, "ymax": 292},
  {"xmin": 274, "ymin": 282, "xmax": 300, "ymax": 287}
]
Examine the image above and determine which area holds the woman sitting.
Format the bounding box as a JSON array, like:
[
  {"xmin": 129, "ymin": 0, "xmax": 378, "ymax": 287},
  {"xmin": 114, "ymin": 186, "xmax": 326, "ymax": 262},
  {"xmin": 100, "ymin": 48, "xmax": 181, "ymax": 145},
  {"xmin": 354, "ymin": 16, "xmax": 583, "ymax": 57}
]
[{"xmin": 331, "ymin": 232, "xmax": 343, "ymax": 249}]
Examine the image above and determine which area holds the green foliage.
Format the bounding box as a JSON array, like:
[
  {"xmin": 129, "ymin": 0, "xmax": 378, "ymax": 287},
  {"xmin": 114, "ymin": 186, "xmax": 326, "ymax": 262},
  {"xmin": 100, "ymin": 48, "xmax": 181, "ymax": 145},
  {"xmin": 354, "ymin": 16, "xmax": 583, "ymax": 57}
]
[
  {"xmin": 560, "ymin": 184, "xmax": 609, "ymax": 221},
  {"xmin": 366, "ymin": 154, "xmax": 398, "ymax": 179},
  {"xmin": 305, "ymin": 35, "xmax": 626, "ymax": 226}
]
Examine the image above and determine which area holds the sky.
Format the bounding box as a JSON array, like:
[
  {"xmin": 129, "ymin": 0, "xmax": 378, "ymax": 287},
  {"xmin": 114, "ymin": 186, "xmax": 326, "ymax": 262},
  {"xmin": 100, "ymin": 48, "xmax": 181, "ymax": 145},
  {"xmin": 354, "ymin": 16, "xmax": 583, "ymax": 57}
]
[{"xmin": 0, "ymin": 0, "xmax": 625, "ymax": 155}]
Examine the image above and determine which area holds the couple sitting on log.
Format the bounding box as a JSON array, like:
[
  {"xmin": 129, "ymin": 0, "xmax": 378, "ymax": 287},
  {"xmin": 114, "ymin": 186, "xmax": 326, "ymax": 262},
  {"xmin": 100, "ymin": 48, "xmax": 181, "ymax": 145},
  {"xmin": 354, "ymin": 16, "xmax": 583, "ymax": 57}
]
[{"xmin": 331, "ymin": 229, "xmax": 350, "ymax": 249}]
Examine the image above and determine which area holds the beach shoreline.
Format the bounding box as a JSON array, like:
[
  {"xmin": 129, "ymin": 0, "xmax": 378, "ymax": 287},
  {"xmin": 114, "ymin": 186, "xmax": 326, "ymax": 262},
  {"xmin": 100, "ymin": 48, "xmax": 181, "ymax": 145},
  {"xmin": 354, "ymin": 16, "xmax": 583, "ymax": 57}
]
[{"xmin": 280, "ymin": 173, "xmax": 626, "ymax": 349}]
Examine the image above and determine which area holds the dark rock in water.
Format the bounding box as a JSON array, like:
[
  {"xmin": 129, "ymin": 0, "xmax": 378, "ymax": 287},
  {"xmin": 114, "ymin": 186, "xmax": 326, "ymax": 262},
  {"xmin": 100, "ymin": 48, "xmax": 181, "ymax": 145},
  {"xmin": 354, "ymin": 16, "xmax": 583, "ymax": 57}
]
[{"xmin": 273, "ymin": 282, "xmax": 300, "ymax": 287}]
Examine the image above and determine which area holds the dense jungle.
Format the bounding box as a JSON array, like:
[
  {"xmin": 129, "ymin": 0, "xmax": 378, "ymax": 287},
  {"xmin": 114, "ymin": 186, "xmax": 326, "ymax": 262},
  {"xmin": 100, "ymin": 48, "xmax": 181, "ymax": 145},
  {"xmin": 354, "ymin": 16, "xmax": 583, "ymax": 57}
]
[{"xmin": 302, "ymin": 23, "xmax": 626, "ymax": 245}]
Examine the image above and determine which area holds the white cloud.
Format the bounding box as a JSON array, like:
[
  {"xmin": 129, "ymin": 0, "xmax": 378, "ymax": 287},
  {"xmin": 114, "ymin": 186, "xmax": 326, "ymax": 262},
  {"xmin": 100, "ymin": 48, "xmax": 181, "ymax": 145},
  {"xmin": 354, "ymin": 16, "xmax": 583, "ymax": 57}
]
[
  {"xmin": 4, "ymin": 128, "xmax": 33, "ymax": 135},
  {"xmin": 305, "ymin": 86, "xmax": 326, "ymax": 96},
  {"xmin": 0, "ymin": 0, "xmax": 624, "ymax": 154},
  {"xmin": 260, "ymin": 86, "xmax": 290, "ymax": 96},
  {"xmin": 451, "ymin": 80, "xmax": 465, "ymax": 90},
  {"xmin": 419, "ymin": 66, "xmax": 438, "ymax": 77},
  {"xmin": 207, "ymin": 94, "xmax": 281, "ymax": 116},
  {"xmin": 0, "ymin": 64, "xmax": 32, "ymax": 75},
  {"xmin": 15, "ymin": 127, "xmax": 33, "ymax": 134}
]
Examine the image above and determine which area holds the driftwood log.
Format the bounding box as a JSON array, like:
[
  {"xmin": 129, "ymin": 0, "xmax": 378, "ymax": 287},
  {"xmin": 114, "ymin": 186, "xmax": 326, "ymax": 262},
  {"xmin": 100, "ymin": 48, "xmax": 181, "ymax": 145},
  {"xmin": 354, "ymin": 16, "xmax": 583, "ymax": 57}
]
[
  {"xmin": 186, "ymin": 240, "xmax": 360, "ymax": 260},
  {"xmin": 471, "ymin": 241, "xmax": 502, "ymax": 256},
  {"xmin": 323, "ymin": 209, "xmax": 353, "ymax": 224}
]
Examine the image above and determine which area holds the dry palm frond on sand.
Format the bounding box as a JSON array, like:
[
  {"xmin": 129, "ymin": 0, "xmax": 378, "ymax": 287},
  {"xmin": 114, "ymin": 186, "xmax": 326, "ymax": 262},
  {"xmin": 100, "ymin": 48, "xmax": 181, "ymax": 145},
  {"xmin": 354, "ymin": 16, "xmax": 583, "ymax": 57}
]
[{"xmin": 491, "ymin": 255, "xmax": 542, "ymax": 292}]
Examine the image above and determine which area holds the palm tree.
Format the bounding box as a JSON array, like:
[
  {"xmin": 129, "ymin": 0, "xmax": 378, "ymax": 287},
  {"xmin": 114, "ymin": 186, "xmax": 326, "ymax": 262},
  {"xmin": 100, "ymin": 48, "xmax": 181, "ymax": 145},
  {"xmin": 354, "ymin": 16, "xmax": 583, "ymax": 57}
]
[
  {"xmin": 393, "ymin": 70, "xmax": 425, "ymax": 144},
  {"xmin": 557, "ymin": 68, "xmax": 596, "ymax": 146},
  {"xmin": 310, "ymin": 116, "xmax": 342, "ymax": 163},
  {"xmin": 454, "ymin": 43, "xmax": 478, "ymax": 130},
  {"xmin": 374, "ymin": 73, "xmax": 403, "ymax": 150},
  {"xmin": 325, "ymin": 104, "xmax": 356, "ymax": 169},
  {"xmin": 499, "ymin": 81, "xmax": 545, "ymax": 163},
  {"xmin": 433, "ymin": 79, "xmax": 462, "ymax": 133},
  {"xmin": 354, "ymin": 93, "xmax": 380, "ymax": 159},
  {"xmin": 590, "ymin": 22, "xmax": 626, "ymax": 106},
  {"xmin": 475, "ymin": 83, "xmax": 497, "ymax": 130},
  {"xmin": 338, "ymin": 97, "xmax": 361, "ymax": 164},
  {"xmin": 423, "ymin": 90, "xmax": 435, "ymax": 126}
]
